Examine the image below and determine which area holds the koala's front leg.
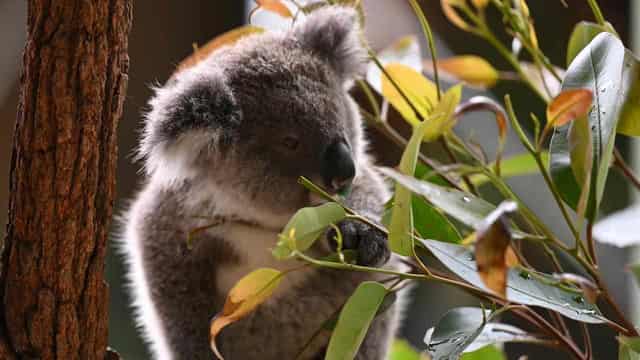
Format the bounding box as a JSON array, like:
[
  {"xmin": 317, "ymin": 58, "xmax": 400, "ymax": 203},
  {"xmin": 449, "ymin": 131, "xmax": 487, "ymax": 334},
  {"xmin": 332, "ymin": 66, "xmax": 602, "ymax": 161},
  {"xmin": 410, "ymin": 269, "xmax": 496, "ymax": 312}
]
[{"xmin": 327, "ymin": 165, "xmax": 391, "ymax": 267}]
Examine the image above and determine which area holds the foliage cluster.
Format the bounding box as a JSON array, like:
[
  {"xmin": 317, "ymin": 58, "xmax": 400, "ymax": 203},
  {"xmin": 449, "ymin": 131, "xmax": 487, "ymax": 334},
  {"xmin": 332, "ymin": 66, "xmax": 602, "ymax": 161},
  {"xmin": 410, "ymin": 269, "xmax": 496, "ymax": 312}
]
[{"xmin": 189, "ymin": 1, "xmax": 640, "ymax": 359}]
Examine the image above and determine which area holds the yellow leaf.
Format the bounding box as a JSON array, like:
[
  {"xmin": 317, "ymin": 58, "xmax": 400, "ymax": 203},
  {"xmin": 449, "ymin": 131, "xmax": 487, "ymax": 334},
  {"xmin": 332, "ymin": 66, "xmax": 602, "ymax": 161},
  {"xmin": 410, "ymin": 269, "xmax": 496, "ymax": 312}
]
[
  {"xmin": 423, "ymin": 84, "xmax": 463, "ymax": 141},
  {"xmin": 381, "ymin": 63, "xmax": 438, "ymax": 126},
  {"xmin": 440, "ymin": 0, "xmax": 473, "ymax": 31},
  {"xmin": 471, "ymin": 0, "xmax": 490, "ymax": 9},
  {"xmin": 176, "ymin": 26, "xmax": 264, "ymax": 73},
  {"xmin": 435, "ymin": 56, "xmax": 499, "ymax": 88},
  {"xmin": 210, "ymin": 268, "xmax": 284, "ymax": 359},
  {"xmin": 528, "ymin": 23, "xmax": 539, "ymax": 50},
  {"xmin": 520, "ymin": 0, "xmax": 530, "ymax": 17},
  {"xmin": 546, "ymin": 89, "xmax": 593, "ymax": 128},
  {"xmin": 256, "ymin": 0, "xmax": 293, "ymax": 18}
]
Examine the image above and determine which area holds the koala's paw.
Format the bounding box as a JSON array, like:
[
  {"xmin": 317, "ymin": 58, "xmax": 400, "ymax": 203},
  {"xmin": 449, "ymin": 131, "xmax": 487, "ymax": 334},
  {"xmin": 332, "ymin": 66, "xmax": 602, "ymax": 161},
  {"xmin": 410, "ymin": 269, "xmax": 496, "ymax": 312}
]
[{"xmin": 327, "ymin": 220, "xmax": 390, "ymax": 267}]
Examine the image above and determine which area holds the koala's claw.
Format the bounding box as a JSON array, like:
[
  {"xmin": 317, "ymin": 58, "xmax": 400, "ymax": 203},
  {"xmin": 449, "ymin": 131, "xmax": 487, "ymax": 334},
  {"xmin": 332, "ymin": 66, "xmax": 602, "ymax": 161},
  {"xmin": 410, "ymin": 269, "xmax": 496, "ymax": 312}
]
[{"xmin": 327, "ymin": 220, "xmax": 390, "ymax": 267}]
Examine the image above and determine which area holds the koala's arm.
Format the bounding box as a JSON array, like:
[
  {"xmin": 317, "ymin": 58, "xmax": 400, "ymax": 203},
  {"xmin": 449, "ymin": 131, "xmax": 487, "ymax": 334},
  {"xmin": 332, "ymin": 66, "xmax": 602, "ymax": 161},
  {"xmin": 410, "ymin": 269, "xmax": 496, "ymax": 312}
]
[{"xmin": 124, "ymin": 185, "xmax": 233, "ymax": 360}]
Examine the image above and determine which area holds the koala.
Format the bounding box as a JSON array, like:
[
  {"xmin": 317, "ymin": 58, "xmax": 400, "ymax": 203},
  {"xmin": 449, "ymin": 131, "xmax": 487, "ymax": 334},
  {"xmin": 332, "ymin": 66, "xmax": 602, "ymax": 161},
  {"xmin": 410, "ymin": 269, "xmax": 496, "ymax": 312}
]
[{"xmin": 120, "ymin": 6, "xmax": 403, "ymax": 360}]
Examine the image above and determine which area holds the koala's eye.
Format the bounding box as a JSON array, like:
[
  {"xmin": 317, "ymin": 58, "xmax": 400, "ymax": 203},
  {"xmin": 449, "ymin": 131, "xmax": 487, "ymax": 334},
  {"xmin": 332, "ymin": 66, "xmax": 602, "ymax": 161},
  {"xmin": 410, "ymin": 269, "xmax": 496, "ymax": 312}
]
[{"xmin": 282, "ymin": 136, "xmax": 300, "ymax": 151}]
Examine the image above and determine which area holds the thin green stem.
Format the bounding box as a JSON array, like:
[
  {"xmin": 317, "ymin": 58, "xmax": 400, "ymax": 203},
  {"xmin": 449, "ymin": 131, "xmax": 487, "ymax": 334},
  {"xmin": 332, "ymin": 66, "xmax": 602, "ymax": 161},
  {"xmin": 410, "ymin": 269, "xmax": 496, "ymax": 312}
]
[
  {"xmin": 457, "ymin": 5, "xmax": 548, "ymax": 100},
  {"xmin": 407, "ymin": 0, "xmax": 441, "ymax": 99},
  {"xmin": 367, "ymin": 48, "xmax": 428, "ymax": 120},
  {"xmin": 294, "ymin": 251, "xmax": 428, "ymax": 280},
  {"xmin": 586, "ymin": 0, "xmax": 606, "ymax": 26},
  {"xmin": 357, "ymin": 80, "xmax": 381, "ymax": 119},
  {"xmin": 504, "ymin": 95, "xmax": 583, "ymax": 249}
]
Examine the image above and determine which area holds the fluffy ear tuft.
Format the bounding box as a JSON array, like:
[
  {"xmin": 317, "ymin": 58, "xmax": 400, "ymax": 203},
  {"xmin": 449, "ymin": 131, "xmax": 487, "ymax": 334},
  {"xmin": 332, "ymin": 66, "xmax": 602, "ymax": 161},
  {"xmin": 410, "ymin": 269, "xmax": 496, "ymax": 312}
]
[
  {"xmin": 293, "ymin": 6, "xmax": 367, "ymax": 81},
  {"xmin": 137, "ymin": 72, "xmax": 241, "ymax": 181}
]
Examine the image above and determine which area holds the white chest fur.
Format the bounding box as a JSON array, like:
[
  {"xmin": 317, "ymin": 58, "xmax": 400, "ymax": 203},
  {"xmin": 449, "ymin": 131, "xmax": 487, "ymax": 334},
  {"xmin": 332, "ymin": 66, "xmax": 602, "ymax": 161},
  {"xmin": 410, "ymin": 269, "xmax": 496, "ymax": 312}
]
[{"xmin": 210, "ymin": 222, "xmax": 313, "ymax": 297}]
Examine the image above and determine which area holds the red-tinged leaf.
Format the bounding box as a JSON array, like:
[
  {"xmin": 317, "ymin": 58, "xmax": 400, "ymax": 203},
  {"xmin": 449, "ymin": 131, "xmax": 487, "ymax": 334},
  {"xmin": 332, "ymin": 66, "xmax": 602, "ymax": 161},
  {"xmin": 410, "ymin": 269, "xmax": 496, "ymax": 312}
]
[
  {"xmin": 552, "ymin": 273, "xmax": 599, "ymax": 304},
  {"xmin": 176, "ymin": 26, "xmax": 265, "ymax": 73},
  {"xmin": 256, "ymin": 0, "xmax": 293, "ymax": 18},
  {"xmin": 475, "ymin": 201, "xmax": 518, "ymax": 297},
  {"xmin": 471, "ymin": 0, "xmax": 489, "ymax": 9},
  {"xmin": 546, "ymin": 89, "xmax": 594, "ymax": 128},
  {"xmin": 454, "ymin": 96, "xmax": 508, "ymax": 175},
  {"xmin": 210, "ymin": 268, "xmax": 284, "ymax": 359},
  {"xmin": 441, "ymin": 0, "xmax": 473, "ymax": 31}
]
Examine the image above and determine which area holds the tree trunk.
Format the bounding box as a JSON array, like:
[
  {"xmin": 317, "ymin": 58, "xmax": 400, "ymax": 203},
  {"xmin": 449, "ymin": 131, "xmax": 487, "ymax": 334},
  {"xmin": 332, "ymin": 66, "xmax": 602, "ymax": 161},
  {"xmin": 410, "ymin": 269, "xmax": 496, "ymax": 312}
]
[{"xmin": 0, "ymin": 0, "xmax": 131, "ymax": 359}]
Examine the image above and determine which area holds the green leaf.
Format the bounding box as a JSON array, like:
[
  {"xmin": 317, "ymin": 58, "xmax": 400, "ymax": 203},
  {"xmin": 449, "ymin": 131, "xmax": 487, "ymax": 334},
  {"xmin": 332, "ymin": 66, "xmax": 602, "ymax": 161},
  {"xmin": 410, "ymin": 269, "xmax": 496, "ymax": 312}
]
[
  {"xmin": 470, "ymin": 152, "xmax": 550, "ymax": 186},
  {"xmin": 413, "ymin": 196, "xmax": 462, "ymax": 243},
  {"xmin": 424, "ymin": 311, "xmax": 536, "ymax": 358},
  {"xmin": 366, "ymin": 36, "xmax": 422, "ymax": 94},
  {"xmin": 619, "ymin": 337, "xmax": 640, "ymax": 360},
  {"xmin": 325, "ymin": 282, "xmax": 388, "ymax": 360},
  {"xmin": 388, "ymin": 340, "xmax": 422, "ymax": 360},
  {"xmin": 423, "ymin": 84, "xmax": 463, "ymax": 141},
  {"xmin": 419, "ymin": 239, "xmax": 607, "ymax": 323},
  {"xmin": 424, "ymin": 307, "xmax": 491, "ymax": 360},
  {"xmin": 550, "ymin": 33, "xmax": 638, "ymax": 217},
  {"xmin": 382, "ymin": 168, "xmax": 495, "ymax": 229},
  {"xmin": 566, "ymin": 21, "xmax": 612, "ymax": 66},
  {"xmin": 382, "ymin": 168, "xmax": 540, "ymax": 242},
  {"xmin": 620, "ymin": 337, "xmax": 640, "ymax": 352},
  {"xmin": 630, "ymin": 263, "xmax": 640, "ymax": 287},
  {"xmin": 461, "ymin": 345, "xmax": 506, "ymax": 360},
  {"xmin": 388, "ymin": 120, "xmax": 431, "ymax": 255},
  {"xmin": 273, "ymin": 203, "xmax": 346, "ymax": 259},
  {"xmin": 463, "ymin": 323, "xmax": 537, "ymax": 353}
]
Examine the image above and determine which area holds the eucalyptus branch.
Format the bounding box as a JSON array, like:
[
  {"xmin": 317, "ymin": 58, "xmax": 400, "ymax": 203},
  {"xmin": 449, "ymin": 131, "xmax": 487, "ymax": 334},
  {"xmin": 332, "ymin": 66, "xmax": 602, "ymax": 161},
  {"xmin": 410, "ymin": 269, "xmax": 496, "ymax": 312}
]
[
  {"xmin": 504, "ymin": 95, "xmax": 582, "ymax": 249},
  {"xmin": 407, "ymin": 0, "xmax": 441, "ymax": 99},
  {"xmin": 357, "ymin": 80, "xmax": 381, "ymax": 119},
  {"xmin": 586, "ymin": 0, "xmax": 607, "ymax": 26},
  {"xmin": 456, "ymin": 5, "xmax": 548, "ymax": 101},
  {"xmin": 614, "ymin": 148, "xmax": 640, "ymax": 191},
  {"xmin": 360, "ymin": 108, "xmax": 466, "ymax": 191}
]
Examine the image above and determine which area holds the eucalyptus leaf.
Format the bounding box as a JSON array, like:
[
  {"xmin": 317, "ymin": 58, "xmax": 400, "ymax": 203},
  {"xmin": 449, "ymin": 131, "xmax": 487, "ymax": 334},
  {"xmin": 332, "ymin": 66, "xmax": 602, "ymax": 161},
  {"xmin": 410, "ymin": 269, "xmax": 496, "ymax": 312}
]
[
  {"xmin": 413, "ymin": 196, "xmax": 462, "ymax": 243},
  {"xmin": 325, "ymin": 282, "xmax": 388, "ymax": 360},
  {"xmin": 566, "ymin": 21, "xmax": 612, "ymax": 66},
  {"xmin": 630, "ymin": 264, "xmax": 640, "ymax": 288},
  {"xmin": 461, "ymin": 345, "xmax": 506, "ymax": 360},
  {"xmin": 470, "ymin": 152, "xmax": 550, "ymax": 186},
  {"xmin": 273, "ymin": 203, "xmax": 346, "ymax": 259},
  {"xmin": 619, "ymin": 337, "xmax": 640, "ymax": 360},
  {"xmin": 419, "ymin": 239, "xmax": 607, "ymax": 323},
  {"xmin": 388, "ymin": 340, "xmax": 422, "ymax": 360},
  {"xmin": 381, "ymin": 168, "xmax": 495, "ymax": 229},
  {"xmin": 593, "ymin": 204, "xmax": 640, "ymax": 247},
  {"xmin": 366, "ymin": 36, "xmax": 422, "ymax": 94},
  {"xmin": 550, "ymin": 33, "xmax": 639, "ymax": 217},
  {"xmin": 424, "ymin": 307, "xmax": 491, "ymax": 360},
  {"xmin": 424, "ymin": 319, "xmax": 538, "ymax": 355},
  {"xmin": 388, "ymin": 120, "xmax": 431, "ymax": 255}
]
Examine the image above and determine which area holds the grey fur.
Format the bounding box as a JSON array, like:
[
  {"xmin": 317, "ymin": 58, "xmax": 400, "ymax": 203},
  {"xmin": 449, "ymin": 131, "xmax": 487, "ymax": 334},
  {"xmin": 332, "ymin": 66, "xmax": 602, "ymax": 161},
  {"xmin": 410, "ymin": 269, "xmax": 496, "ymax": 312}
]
[{"xmin": 121, "ymin": 6, "xmax": 402, "ymax": 360}]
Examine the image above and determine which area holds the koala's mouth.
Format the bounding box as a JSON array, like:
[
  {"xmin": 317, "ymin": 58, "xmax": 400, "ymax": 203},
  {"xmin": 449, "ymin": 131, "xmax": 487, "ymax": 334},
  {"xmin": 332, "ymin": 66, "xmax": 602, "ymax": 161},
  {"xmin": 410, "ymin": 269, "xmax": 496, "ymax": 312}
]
[
  {"xmin": 308, "ymin": 191, "xmax": 329, "ymax": 207},
  {"xmin": 307, "ymin": 186, "xmax": 351, "ymax": 207}
]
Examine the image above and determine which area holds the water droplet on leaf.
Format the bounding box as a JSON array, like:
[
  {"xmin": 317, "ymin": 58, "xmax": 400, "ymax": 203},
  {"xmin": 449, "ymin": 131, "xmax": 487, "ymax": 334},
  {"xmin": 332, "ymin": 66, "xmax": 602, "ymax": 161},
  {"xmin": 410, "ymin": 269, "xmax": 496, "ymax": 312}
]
[{"xmin": 519, "ymin": 270, "xmax": 531, "ymax": 280}]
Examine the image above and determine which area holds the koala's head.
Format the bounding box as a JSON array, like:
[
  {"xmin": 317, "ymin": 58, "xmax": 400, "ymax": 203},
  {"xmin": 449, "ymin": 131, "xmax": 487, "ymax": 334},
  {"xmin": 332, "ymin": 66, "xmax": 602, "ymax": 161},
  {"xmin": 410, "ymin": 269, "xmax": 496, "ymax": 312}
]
[{"xmin": 139, "ymin": 6, "xmax": 368, "ymax": 226}]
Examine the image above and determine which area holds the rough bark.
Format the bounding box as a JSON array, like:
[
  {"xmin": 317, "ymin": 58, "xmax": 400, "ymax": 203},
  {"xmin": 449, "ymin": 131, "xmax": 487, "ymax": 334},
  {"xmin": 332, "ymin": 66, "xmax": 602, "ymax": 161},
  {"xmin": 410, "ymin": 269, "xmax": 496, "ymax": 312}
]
[{"xmin": 0, "ymin": 0, "xmax": 131, "ymax": 359}]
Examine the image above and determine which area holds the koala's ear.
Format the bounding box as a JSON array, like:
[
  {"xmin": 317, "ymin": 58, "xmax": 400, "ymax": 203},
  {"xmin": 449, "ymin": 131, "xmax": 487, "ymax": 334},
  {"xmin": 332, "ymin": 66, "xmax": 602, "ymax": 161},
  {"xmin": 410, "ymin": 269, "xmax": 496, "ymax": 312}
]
[
  {"xmin": 139, "ymin": 72, "xmax": 241, "ymax": 180},
  {"xmin": 293, "ymin": 6, "xmax": 367, "ymax": 81}
]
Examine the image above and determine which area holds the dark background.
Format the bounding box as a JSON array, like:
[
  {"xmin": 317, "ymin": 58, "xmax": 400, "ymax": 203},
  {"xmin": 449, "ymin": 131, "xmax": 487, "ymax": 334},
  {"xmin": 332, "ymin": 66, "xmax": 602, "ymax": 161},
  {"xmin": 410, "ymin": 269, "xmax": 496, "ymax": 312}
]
[{"xmin": 0, "ymin": 1, "xmax": 636, "ymax": 358}]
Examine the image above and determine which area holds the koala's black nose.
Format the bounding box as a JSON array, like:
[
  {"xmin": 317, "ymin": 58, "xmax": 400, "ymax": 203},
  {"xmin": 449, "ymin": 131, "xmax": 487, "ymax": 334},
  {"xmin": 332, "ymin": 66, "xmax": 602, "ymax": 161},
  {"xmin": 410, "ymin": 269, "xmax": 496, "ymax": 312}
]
[{"xmin": 322, "ymin": 141, "xmax": 355, "ymax": 194}]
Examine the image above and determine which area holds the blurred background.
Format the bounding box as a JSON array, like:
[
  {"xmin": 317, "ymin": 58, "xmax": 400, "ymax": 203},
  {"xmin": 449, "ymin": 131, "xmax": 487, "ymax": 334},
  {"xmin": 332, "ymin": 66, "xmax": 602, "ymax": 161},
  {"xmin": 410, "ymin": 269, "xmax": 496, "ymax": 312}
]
[{"xmin": 0, "ymin": 1, "xmax": 638, "ymax": 359}]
